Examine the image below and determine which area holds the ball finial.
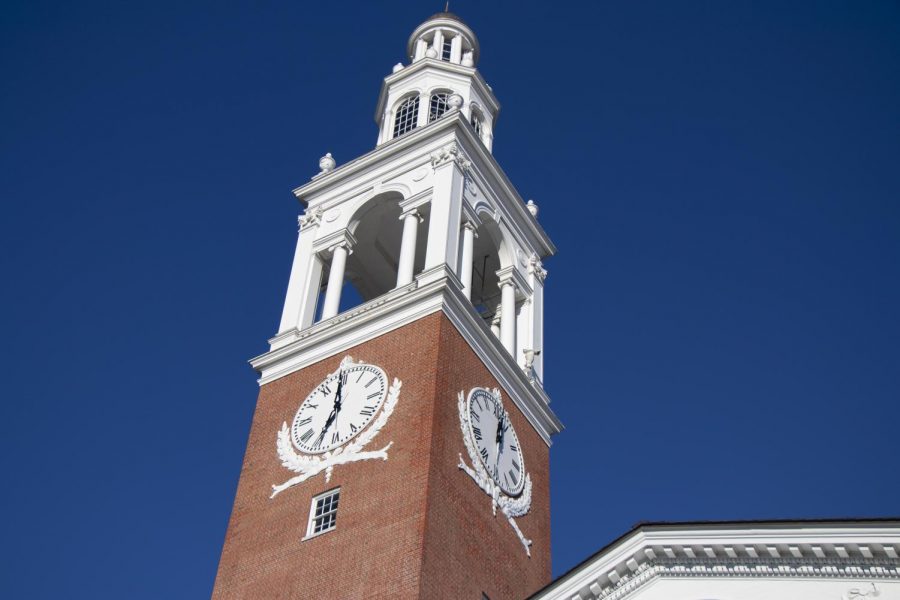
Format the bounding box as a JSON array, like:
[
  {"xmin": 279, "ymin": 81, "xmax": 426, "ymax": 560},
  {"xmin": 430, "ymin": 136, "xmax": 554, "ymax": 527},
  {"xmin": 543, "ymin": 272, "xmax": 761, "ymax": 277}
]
[
  {"xmin": 526, "ymin": 199, "xmax": 539, "ymax": 217},
  {"xmin": 319, "ymin": 152, "xmax": 336, "ymax": 174}
]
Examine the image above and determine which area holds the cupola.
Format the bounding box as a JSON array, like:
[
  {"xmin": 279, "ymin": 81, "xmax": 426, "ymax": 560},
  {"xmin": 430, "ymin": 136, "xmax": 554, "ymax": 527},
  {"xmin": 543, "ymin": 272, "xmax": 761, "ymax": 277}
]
[
  {"xmin": 374, "ymin": 12, "xmax": 499, "ymax": 151},
  {"xmin": 407, "ymin": 12, "xmax": 479, "ymax": 67}
]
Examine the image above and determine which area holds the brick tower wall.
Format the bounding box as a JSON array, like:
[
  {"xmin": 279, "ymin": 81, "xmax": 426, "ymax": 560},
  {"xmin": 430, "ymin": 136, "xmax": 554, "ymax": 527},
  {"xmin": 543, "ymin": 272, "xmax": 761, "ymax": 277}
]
[{"xmin": 212, "ymin": 312, "xmax": 551, "ymax": 599}]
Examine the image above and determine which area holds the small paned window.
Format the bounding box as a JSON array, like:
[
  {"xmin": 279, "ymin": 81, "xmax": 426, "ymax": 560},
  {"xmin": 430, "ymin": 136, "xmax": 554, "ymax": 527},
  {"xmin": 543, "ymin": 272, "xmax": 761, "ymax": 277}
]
[
  {"xmin": 429, "ymin": 92, "xmax": 449, "ymax": 122},
  {"xmin": 392, "ymin": 96, "xmax": 419, "ymax": 138},
  {"xmin": 306, "ymin": 488, "xmax": 340, "ymax": 538},
  {"xmin": 442, "ymin": 39, "xmax": 453, "ymax": 61}
]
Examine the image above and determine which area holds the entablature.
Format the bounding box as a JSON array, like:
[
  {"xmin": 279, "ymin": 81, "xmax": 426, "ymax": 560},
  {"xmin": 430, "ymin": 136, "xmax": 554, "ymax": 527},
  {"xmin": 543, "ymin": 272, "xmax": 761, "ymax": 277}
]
[
  {"xmin": 254, "ymin": 266, "xmax": 563, "ymax": 445},
  {"xmin": 530, "ymin": 521, "xmax": 900, "ymax": 600}
]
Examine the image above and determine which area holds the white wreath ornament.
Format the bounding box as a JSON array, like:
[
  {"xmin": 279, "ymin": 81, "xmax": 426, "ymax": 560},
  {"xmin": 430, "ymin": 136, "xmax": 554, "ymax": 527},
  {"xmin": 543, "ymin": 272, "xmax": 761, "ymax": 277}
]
[
  {"xmin": 270, "ymin": 356, "xmax": 402, "ymax": 499},
  {"xmin": 457, "ymin": 389, "xmax": 533, "ymax": 556}
]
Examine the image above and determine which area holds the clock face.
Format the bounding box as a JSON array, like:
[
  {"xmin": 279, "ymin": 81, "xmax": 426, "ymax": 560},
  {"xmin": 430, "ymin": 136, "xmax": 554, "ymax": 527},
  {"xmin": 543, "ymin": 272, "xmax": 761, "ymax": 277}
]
[
  {"xmin": 466, "ymin": 388, "xmax": 526, "ymax": 496},
  {"xmin": 290, "ymin": 362, "xmax": 388, "ymax": 454}
]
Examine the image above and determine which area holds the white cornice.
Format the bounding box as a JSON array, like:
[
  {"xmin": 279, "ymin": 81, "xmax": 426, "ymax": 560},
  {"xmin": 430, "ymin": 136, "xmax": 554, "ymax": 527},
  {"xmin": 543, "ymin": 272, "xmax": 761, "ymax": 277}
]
[
  {"xmin": 531, "ymin": 522, "xmax": 900, "ymax": 600},
  {"xmin": 251, "ymin": 267, "xmax": 563, "ymax": 445},
  {"xmin": 292, "ymin": 113, "xmax": 555, "ymax": 259}
]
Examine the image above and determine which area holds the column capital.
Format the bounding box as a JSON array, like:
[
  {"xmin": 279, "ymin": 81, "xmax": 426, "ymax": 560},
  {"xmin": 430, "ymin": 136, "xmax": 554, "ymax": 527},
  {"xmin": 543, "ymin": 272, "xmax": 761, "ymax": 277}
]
[
  {"xmin": 313, "ymin": 229, "xmax": 356, "ymax": 256},
  {"xmin": 461, "ymin": 220, "xmax": 479, "ymax": 235},
  {"xmin": 399, "ymin": 208, "xmax": 425, "ymax": 222},
  {"xmin": 496, "ymin": 266, "xmax": 532, "ymax": 296}
]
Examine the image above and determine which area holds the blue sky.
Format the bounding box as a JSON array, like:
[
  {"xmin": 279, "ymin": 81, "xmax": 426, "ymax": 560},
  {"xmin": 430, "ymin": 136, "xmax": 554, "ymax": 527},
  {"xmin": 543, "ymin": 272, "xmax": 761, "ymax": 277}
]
[{"xmin": 2, "ymin": 1, "xmax": 898, "ymax": 597}]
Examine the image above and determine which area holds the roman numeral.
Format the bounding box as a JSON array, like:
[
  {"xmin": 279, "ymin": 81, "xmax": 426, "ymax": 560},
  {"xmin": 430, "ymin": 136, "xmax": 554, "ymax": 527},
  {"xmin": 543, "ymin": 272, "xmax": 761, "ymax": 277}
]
[
  {"xmin": 322, "ymin": 384, "xmax": 331, "ymax": 395},
  {"xmin": 331, "ymin": 431, "xmax": 340, "ymax": 444},
  {"xmin": 365, "ymin": 377, "xmax": 378, "ymax": 388},
  {"xmin": 474, "ymin": 397, "xmax": 482, "ymax": 411},
  {"xmin": 366, "ymin": 392, "xmax": 380, "ymax": 400},
  {"xmin": 304, "ymin": 403, "xmax": 318, "ymax": 411},
  {"xmin": 469, "ymin": 410, "xmax": 480, "ymax": 422},
  {"xmin": 356, "ymin": 372, "xmax": 365, "ymax": 383},
  {"xmin": 504, "ymin": 472, "xmax": 511, "ymax": 487},
  {"xmin": 300, "ymin": 429, "xmax": 314, "ymax": 443},
  {"xmin": 510, "ymin": 444, "xmax": 517, "ymax": 452},
  {"xmin": 508, "ymin": 469, "xmax": 518, "ymax": 484},
  {"xmin": 473, "ymin": 426, "xmax": 482, "ymax": 441},
  {"xmin": 350, "ymin": 423, "xmax": 358, "ymax": 433},
  {"xmin": 297, "ymin": 417, "xmax": 312, "ymax": 426},
  {"xmin": 360, "ymin": 406, "xmax": 376, "ymax": 417},
  {"xmin": 479, "ymin": 447, "xmax": 489, "ymax": 461},
  {"xmin": 511, "ymin": 459, "xmax": 520, "ymax": 472}
]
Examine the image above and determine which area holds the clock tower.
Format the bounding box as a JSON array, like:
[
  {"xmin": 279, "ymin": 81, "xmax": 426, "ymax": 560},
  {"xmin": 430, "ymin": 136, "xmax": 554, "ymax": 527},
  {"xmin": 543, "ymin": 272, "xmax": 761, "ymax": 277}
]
[{"xmin": 212, "ymin": 12, "xmax": 562, "ymax": 599}]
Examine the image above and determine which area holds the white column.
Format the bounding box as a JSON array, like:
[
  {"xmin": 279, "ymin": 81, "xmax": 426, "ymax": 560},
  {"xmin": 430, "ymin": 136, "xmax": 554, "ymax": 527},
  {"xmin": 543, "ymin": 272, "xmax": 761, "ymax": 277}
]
[
  {"xmin": 527, "ymin": 256, "xmax": 547, "ymax": 381},
  {"xmin": 396, "ymin": 209, "xmax": 422, "ymax": 287},
  {"xmin": 459, "ymin": 221, "xmax": 477, "ymax": 299},
  {"xmin": 500, "ymin": 280, "xmax": 516, "ymax": 354},
  {"xmin": 450, "ymin": 35, "xmax": 462, "ymax": 63},
  {"xmin": 414, "ymin": 38, "xmax": 427, "ymax": 61},
  {"xmin": 423, "ymin": 152, "xmax": 464, "ymax": 272},
  {"xmin": 278, "ymin": 214, "xmax": 323, "ymax": 334},
  {"xmin": 417, "ymin": 90, "xmax": 430, "ymax": 128},
  {"xmin": 320, "ymin": 242, "xmax": 350, "ymax": 320},
  {"xmin": 491, "ymin": 305, "xmax": 502, "ymax": 339},
  {"xmin": 433, "ymin": 30, "xmax": 444, "ymax": 56}
]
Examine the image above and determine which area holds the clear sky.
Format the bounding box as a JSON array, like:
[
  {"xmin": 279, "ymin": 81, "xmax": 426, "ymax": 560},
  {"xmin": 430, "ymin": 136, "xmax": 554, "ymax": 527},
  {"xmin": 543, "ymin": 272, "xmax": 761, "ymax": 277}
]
[{"xmin": 2, "ymin": 1, "xmax": 899, "ymax": 597}]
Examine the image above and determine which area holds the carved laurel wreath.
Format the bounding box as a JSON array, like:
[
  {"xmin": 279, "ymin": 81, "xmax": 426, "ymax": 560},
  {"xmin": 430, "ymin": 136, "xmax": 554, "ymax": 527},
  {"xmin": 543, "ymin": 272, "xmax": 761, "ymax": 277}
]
[
  {"xmin": 457, "ymin": 389, "xmax": 533, "ymax": 556},
  {"xmin": 270, "ymin": 356, "xmax": 402, "ymax": 499}
]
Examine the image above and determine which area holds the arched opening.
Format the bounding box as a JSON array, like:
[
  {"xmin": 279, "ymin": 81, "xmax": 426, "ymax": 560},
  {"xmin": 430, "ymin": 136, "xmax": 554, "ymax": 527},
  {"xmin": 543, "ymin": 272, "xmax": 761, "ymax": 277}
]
[
  {"xmin": 392, "ymin": 95, "xmax": 420, "ymax": 138},
  {"xmin": 315, "ymin": 192, "xmax": 430, "ymax": 320},
  {"xmin": 470, "ymin": 105, "xmax": 484, "ymax": 137},
  {"xmin": 429, "ymin": 90, "xmax": 452, "ymax": 122},
  {"xmin": 466, "ymin": 219, "xmax": 508, "ymax": 328}
]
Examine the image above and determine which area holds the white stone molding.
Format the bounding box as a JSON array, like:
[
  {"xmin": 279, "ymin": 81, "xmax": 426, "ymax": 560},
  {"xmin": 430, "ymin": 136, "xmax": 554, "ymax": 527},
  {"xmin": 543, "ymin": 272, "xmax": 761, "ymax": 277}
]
[
  {"xmin": 496, "ymin": 265, "xmax": 533, "ymax": 299},
  {"xmin": 430, "ymin": 141, "xmax": 472, "ymax": 172},
  {"xmin": 253, "ymin": 267, "xmax": 563, "ymax": 445},
  {"xmin": 398, "ymin": 188, "xmax": 431, "ymax": 212},
  {"xmin": 456, "ymin": 389, "xmax": 533, "ymax": 556},
  {"xmin": 528, "ymin": 252, "xmax": 548, "ymax": 283},
  {"xmin": 270, "ymin": 356, "xmax": 402, "ymax": 498},
  {"xmin": 530, "ymin": 523, "xmax": 900, "ymax": 600},
  {"xmin": 844, "ymin": 583, "xmax": 881, "ymax": 599},
  {"xmin": 294, "ymin": 113, "xmax": 554, "ymax": 263},
  {"xmin": 311, "ymin": 228, "xmax": 357, "ymax": 256},
  {"xmin": 298, "ymin": 205, "xmax": 323, "ymax": 231}
]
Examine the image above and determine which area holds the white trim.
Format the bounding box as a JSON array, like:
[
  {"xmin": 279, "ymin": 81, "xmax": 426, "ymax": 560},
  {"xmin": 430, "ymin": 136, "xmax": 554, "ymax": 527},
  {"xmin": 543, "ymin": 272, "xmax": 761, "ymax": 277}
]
[
  {"xmin": 292, "ymin": 113, "xmax": 554, "ymax": 260},
  {"xmin": 251, "ymin": 267, "xmax": 563, "ymax": 445},
  {"xmin": 302, "ymin": 487, "xmax": 341, "ymax": 541},
  {"xmin": 531, "ymin": 523, "xmax": 900, "ymax": 600}
]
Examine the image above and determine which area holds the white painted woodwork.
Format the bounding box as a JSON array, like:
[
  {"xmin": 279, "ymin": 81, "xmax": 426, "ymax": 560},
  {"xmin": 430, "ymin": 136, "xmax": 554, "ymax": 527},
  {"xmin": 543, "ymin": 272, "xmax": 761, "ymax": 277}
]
[
  {"xmin": 320, "ymin": 243, "xmax": 349, "ymax": 320},
  {"xmin": 500, "ymin": 279, "xmax": 516, "ymax": 354},
  {"xmin": 459, "ymin": 221, "xmax": 476, "ymax": 299},
  {"xmin": 396, "ymin": 210, "xmax": 421, "ymax": 287}
]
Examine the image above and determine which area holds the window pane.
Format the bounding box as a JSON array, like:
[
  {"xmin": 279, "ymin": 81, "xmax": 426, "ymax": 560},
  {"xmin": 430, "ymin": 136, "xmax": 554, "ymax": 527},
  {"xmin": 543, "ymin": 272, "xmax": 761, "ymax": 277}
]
[
  {"xmin": 393, "ymin": 97, "xmax": 420, "ymax": 138},
  {"xmin": 429, "ymin": 93, "xmax": 449, "ymax": 123}
]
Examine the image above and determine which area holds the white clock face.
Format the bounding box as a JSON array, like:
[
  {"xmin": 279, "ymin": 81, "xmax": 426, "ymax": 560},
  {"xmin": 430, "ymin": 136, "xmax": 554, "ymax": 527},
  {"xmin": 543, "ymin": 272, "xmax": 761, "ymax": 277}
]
[
  {"xmin": 466, "ymin": 388, "xmax": 526, "ymax": 496},
  {"xmin": 290, "ymin": 362, "xmax": 388, "ymax": 454}
]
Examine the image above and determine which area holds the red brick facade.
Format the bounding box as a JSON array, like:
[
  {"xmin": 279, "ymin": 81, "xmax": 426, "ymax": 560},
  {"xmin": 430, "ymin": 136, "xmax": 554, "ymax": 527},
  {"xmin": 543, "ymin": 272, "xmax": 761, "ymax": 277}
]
[{"xmin": 212, "ymin": 312, "xmax": 551, "ymax": 599}]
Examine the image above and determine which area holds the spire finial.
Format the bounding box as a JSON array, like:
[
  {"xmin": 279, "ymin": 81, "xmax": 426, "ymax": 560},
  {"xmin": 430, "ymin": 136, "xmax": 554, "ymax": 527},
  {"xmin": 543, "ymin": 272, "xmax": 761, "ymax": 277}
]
[{"xmin": 444, "ymin": 1, "xmax": 449, "ymax": 12}]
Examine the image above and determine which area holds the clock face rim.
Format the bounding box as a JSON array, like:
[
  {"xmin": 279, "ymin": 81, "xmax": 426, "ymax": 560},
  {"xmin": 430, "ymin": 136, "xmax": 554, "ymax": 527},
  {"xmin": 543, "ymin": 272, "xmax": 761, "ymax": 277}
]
[
  {"xmin": 465, "ymin": 387, "xmax": 526, "ymax": 496},
  {"xmin": 289, "ymin": 362, "xmax": 388, "ymax": 455}
]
